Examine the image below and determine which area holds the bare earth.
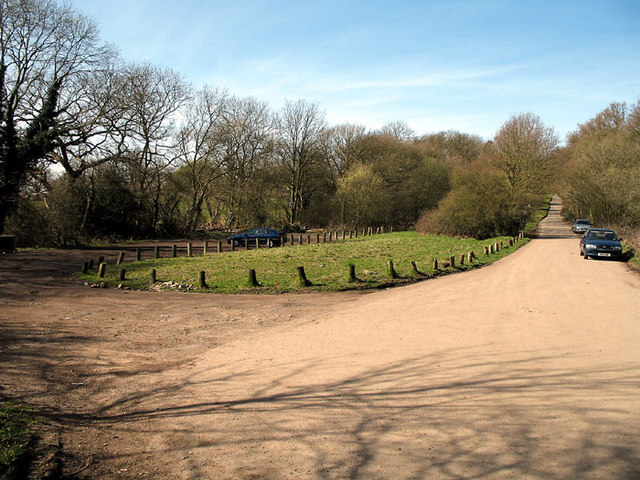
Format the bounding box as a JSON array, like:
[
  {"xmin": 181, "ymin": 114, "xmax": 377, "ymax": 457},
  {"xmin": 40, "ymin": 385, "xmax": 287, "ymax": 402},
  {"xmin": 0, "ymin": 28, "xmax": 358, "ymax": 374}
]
[{"xmin": 1, "ymin": 197, "xmax": 640, "ymax": 479}]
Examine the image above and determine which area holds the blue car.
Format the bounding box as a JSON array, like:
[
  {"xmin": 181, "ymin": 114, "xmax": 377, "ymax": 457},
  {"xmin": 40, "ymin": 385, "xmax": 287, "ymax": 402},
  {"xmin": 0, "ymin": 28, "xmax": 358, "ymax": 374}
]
[
  {"xmin": 580, "ymin": 228, "xmax": 623, "ymax": 260},
  {"xmin": 227, "ymin": 228, "xmax": 287, "ymax": 247}
]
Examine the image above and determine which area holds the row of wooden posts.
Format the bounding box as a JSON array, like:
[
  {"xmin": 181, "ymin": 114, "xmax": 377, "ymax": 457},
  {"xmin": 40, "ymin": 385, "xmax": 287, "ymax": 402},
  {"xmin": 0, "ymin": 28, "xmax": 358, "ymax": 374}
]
[{"xmin": 83, "ymin": 232, "xmax": 525, "ymax": 289}]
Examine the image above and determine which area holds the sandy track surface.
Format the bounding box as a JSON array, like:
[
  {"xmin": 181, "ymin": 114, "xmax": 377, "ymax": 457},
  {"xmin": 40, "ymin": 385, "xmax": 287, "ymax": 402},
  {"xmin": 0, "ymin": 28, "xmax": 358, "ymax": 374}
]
[{"xmin": 1, "ymin": 196, "xmax": 639, "ymax": 479}]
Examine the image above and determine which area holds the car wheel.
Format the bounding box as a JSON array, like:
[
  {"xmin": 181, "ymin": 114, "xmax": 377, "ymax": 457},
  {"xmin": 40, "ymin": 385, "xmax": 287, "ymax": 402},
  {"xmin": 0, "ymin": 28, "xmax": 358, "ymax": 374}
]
[{"xmin": 584, "ymin": 251, "xmax": 589, "ymax": 260}]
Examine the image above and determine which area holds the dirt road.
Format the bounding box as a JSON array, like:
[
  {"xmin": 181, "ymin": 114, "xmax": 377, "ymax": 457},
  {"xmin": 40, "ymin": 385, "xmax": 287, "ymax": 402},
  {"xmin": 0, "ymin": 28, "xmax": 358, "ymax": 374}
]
[{"xmin": 1, "ymin": 197, "xmax": 639, "ymax": 479}]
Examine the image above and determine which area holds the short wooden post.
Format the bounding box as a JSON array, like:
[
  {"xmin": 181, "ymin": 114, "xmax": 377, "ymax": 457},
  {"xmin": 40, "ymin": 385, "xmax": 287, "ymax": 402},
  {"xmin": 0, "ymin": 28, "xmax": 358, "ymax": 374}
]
[
  {"xmin": 119, "ymin": 268, "xmax": 126, "ymax": 281},
  {"xmin": 89, "ymin": 259, "xmax": 94, "ymax": 269},
  {"xmin": 149, "ymin": 268, "xmax": 156, "ymax": 284},
  {"xmin": 316, "ymin": 233, "xmax": 320, "ymax": 244},
  {"xmin": 136, "ymin": 248, "xmax": 141, "ymax": 261},
  {"xmin": 199, "ymin": 271, "xmax": 207, "ymax": 289},
  {"xmin": 297, "ymin": 266, "xmax": 312, "ymax": 287},
  {"xmin": 387, "ymin": 260, "xmax": 398, "ymax": 278},
  {"xmin": 172, "ymin": 245, "xmax": 177, "ymax": 257},
  {"xmin": 248, "ymin": 269, "xmax": 259, "ymax": 287},
  {"xmin": 349, "ymin": 230, "xmax": 353, "ymax": 239},
  {"xmin": 484, "ymin": 246, "xmax": 489, "ymax": 255},
  {"xmin": 467, "ymin": 251, "xmax": 474, "ymax": 263},
  {"xmin": 381, "ymin": 226, "xmax": 385, "ymax": 234},
  {"xmin": 342, "ymin": 231, "xmax": 346, "ymax": 240},
  {"xmin": 204, "ymin": 241, "xmax": 209, "ymax": 254},
  {"xmin": 449, "ymin": 256, "xmax": 456, "ymax": 269},
  {"xmin": 307, "ymin": 234, "xmax": 312, "ymax": 245},
  {"xmin": 187, "ymin": 243, "xmax": 193, "ymax": 257},
  {"xmin": 154, "ymin": 246, "xmax": 160, "ymax": 259},
  {"xmin": 494, "ymin": 242, "xmax": 499, "ymax": 252},
  {"xmin": 323, "ymin": 232, "xmax": 327, "ymax": 243},
  {"xmin": 231, "ymin": 241, "xmax": 236, "ymax": 252},
  {"xmin": 117, "ymin": 252, "xmax": 125, "ymax": 265},
  {"xmin": 255, "ymin": 237, "xmax": 260, "ymax": 249},
  {"xmin": 82, "ymin": 261, "xmax": 89, "ymax": 274},
  {"xmin": 98, "ymin": 263, "xmax": 106, "ymax": 278},
  {"xmin": 354, "ymin": 230, "xmax": 358, "ymax": 238},
  {"xmin": 508, "ymin": 238, "xmax": 513, "ymax": 247},
  {"xmin": 459, "ymin": 254, "xmax": 465, "ymax": 266},
  {"xmin": 411, "ymin": 261, "xmax": 419, "ymax": 275},
  {"xmin": 217, "ymin": 240, "xmax": 223, "ymax": 253},
  {"xmin": 348, "ymin": 264, "xmax": 357, "ymax": 283},
  {"xmin": 433, "ymin": 257, "xmax": 439, "ymax": 270}
]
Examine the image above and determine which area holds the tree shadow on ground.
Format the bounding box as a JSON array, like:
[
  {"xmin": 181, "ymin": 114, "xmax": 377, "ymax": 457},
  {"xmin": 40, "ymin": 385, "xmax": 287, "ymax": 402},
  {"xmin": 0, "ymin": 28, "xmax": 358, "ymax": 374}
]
[{"xmin": 26, "ymin": 345, "xmax": 640, "ymax": 480}]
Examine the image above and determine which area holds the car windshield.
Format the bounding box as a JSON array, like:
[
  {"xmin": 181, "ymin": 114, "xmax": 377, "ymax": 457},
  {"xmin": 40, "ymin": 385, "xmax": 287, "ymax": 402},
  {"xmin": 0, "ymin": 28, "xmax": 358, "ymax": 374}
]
[
  {"xmin": 576, "ymin": 220, "xmax": 590, "ymax": 225},
  {"xmin": 588, "ymin": 231, "xmax": 617, "ymax": 240}
]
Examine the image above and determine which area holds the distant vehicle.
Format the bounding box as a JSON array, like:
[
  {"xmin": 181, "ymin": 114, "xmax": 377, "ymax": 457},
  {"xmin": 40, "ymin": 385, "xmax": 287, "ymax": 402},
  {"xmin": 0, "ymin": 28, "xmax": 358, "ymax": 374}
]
[
  {"xmin": 580, "ymin": 228, "xmax": 623, "ymax": 260},
  {"xmin": 572, "ymin": 218, "xmax": 591, "ymax": 234},
  {"xmin": 227, "ymin": 227, "xmax": 286, "ymax": 247}
]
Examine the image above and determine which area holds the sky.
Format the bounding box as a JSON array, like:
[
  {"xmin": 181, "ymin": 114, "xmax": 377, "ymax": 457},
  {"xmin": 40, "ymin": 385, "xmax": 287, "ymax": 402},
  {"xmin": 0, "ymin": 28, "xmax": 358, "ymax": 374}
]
[{"xmin": 74, "ymin": 0, "xmax": 639, "ymax": 141}]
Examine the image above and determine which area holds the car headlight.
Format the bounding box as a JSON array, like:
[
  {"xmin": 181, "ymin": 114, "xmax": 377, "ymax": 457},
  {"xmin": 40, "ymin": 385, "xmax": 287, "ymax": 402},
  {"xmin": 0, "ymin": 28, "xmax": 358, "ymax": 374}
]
[{"xmin": 586, "ymin": 244, "xmax": 597, "ymax": 250}]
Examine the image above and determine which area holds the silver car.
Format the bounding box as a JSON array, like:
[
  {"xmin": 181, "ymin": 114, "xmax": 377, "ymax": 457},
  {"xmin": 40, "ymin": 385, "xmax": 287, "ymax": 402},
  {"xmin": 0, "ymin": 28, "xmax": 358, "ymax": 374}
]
[{"xmin": 572, "ymin": 218, "xmax": 591, "ymax": 234}]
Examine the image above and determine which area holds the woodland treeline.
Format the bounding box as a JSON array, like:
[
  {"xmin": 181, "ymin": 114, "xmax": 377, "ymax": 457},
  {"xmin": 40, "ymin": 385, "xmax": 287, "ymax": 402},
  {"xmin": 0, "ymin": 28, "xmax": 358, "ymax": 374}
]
[{"xmin": 1, "ymin": 0, "xmax": 639, "ymax": 247}]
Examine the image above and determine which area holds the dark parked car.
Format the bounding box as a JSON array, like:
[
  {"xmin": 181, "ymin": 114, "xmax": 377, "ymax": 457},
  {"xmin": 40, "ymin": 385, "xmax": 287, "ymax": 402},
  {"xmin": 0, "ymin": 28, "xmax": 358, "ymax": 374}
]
[
  {"xmin": 572, "ymin": 218, "xmax": 591, "ymax": 234},
  {"xmin": 580, "ymin": 228, "xmax": 623, "ymax": 260},
  {"xmin": 227, "ymin": 227, "xmax": 287, "ymax": 247}
]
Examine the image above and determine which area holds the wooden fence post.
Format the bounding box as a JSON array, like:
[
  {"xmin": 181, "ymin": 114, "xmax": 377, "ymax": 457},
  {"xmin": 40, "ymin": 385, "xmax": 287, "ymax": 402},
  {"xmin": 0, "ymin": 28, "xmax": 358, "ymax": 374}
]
[
  {"xmin": 187, "ymin": 243, "xmax": 193, "ymax": 257},
  {"xmin": 459, "ymin": 254, "xmax": 465, "ymax": 266},
  {"xmin": 433, "ymin": 257, "xmax": 439, "ymax": 270},
  {"xmin": 307, "ymin": 234, "xmax": 312, "ymax": 245},
  {"xmin": 199, "ymin": 271, "xmax": 207, "ymax": 289},
  {"xmin": 149, "ymin": 268, "xmax": 156, "ymax": 284},
  {"xmin": 154, "ymin": 246, "xmax": 160, "ymax": 259},
  {"xmin": 136, "ymin": 248, "xmax": 141, "ymax": 261},
  {"xmin": 204, "ymin": 240, "xmax": 209, "ymax": 254},
  {"xmin": 468, "ymin": 251, "xmax": 474, "ymax": 263},
  {"xmin": 117, "ymin": 252, "xmax": 125, "ymax": 265},
  {"xmin": 172, "ymin": 245, "xmax": 177, "ymax": 257},
  {"xmin": 119, "ymin": 268, "xmax": 126, "ymax": 281},
  {"xmin": 387, "ymin": 260, "xmax": 398, "ymax": 278},
  {"xmin": 98, "ymin": 263, "xmax": 106, "ymax": 278},
  {"xmin": 484, "ymin": 246, "xmax": 489, "ymax": 255},
  {"xmin": 217, "ymin": 240, "xmax": 223, "ymax": 253},
  {"xmin": 411, "ymin": 261, "xmax": 419, "ymax": 275},
  {"xmin": 316, "ymin": 233, "xmax": 320, "ymax": 244},
  {"xmin": 82, "ymin": 261, "xmax": 89, "ymax": 274},
  {"xmin": 248, "ymin": 269, "xmax": 259, "ymax": 287},
  {"xmin": 89, "ymin": 259, "xmax": 94, "ymax": 269},
  {"xmin": 297, "ymin": 266, "xmax": 312, "ymax": 287},
  {"xmin": 449, "ymin": 255, "xmax": 456, "ymax": 269},
  {"xmin": 348, "ymin": 264, "xmax": 357, "ymax": 283},
  {"xmin": 323, "ymin": 232, "xmax": 327, "ymax": 243}
]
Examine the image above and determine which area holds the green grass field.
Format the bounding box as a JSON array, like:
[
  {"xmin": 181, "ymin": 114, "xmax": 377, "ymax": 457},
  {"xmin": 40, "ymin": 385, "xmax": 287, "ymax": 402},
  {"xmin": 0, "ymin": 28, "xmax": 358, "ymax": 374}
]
[{"xmin": 79, "ymin": 231, "xmax": 528, "ymax": 293}]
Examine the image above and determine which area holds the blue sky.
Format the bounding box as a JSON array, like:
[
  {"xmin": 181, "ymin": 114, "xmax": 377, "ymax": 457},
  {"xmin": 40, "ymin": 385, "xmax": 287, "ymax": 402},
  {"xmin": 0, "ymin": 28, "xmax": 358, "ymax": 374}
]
[{"xmin": 75, "ymin": 0, "xmax": 639, "ymax": 141}]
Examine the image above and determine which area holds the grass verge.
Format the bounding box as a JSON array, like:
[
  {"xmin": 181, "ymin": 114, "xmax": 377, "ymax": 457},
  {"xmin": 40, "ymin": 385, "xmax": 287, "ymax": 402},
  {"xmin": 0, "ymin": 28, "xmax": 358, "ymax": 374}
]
[
  {"xmin": 78, "ymin": 232, "xmax": 528, "ymax": 294},
  {"xmin": 0, "ymin": 399, "xmax": 36, "ymax": 479}
]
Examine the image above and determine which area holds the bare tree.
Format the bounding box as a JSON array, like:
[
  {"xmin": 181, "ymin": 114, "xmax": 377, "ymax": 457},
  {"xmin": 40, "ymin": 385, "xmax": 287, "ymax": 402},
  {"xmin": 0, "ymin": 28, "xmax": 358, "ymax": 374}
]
[
  {"xmin": 489, "ymin": 113, "xmax": 558, "ymax": 207},
  {"xmin": 216, "ymin": 95, "xmax": 273, "ymax": 228},
  {"xmin": 275, "ymin": 99, "xmax": 327, "ymax": 224},
  {"xmin": 115, "ymin": 62, "xmax": 189, "ymax": 234},
  {"xmin": 380, "ymin": 120, "xmax": 415, "ymax": 142},
  {"xmin": 172, "ymin": 86, "xmax": 228, "ymax": 232},
  {"xmin": 0, "ymin": 0, "xmax": 112, "ymax": 232}
]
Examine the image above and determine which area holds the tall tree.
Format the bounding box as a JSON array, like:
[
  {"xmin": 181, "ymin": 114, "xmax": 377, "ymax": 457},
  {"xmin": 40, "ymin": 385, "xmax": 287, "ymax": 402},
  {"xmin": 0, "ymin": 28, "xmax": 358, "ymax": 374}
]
[
  {"xmin": 275, "ymin": 99, "xmax": 326, "ymax": 224},
  {"xmin": 0, "ymin": 0, "xmax": 110, "ymax": 232},
  {"xmin": 115, "ymin": 62, "xmax": 189, "ymax": 234},
  {"xmin": 488, "ymin": 113, "xmax": 558, "ymax": 220}
]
